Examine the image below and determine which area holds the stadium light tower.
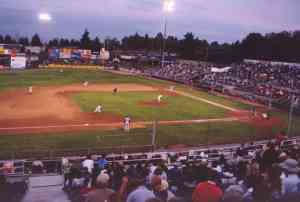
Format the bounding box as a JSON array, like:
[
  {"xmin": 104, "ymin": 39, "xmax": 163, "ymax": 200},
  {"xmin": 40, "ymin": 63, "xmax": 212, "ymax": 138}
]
[{"xmin": 161, "ymin": 0, "xmax": 174, "ymax": 68}]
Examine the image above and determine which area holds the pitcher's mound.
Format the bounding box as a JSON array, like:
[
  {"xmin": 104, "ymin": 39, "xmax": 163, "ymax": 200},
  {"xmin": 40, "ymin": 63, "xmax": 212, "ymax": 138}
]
[{"xmin": 139, "ymin": 100, "xmax": 168, "ymax": 107}]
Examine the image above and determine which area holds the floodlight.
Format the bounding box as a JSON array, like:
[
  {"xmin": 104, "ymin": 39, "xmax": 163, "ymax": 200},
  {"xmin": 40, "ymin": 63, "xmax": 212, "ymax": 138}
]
[
  {"xmin": 38, "ymin": 12, "xmax": 52, "ymax": 22},
  {"xmin": 163, "ymin": 0, "xmax": 175, "ymax": 13}
]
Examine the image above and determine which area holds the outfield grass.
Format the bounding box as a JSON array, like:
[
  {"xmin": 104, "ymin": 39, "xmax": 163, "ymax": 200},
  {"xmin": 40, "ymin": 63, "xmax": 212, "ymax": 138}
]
[
  {"xmin": 0, "ymin": 68, "xmax": 167, "ymax": 90},
  {"xmin": 72, "ymin": 91, "xmax": 227, "ymax": 121}
]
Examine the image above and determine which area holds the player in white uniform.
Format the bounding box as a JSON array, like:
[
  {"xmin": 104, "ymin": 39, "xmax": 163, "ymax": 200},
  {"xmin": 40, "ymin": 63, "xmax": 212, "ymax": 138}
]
[
  {"xmin": 157, "ymin": 95, "xmax": 163, "ymax": 103},
  {"xmin": 124, "ymin": 116, "xmax": 131, "ymax": 132},
  {"xmin": 83, "ymin": 81, "xmax": 89, "ymax": 87},
  {"xmin": 28, "ymin": 86, "xmax": 33, "ymax": 94},
  {"xmin": 94, "ymin": 105, "xmax": 102, "ymax": 113}
]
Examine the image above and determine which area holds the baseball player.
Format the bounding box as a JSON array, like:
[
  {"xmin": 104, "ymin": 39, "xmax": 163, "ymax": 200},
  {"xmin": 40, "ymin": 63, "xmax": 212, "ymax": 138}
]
[
  {"xmin": 113, "ymin": 88, "xmax": 118, "ymax": 94},
  {"xmin": 83, "ymin": 81, "xmax": 89, "ymax": 87},
  {"xmin": 94, "ymin": 105, "xmax": 102, "ymax": 113},
  {"xmin": 28, "ymin": 86, "xmax": 33, "ymax": 94},
  {"xmin": 124, "ymin": 116, "xmax": 131, "ymax": 132},
  {"xmin": 157, "ymin": 94, "xmax": 163, "ymax": 103}
]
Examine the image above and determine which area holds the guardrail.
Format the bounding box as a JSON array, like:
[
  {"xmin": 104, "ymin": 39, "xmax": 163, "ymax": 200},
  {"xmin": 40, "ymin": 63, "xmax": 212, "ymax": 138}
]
[{"xmin": 0, "ymin": 145, "xmax": 154, "ymax": 160}]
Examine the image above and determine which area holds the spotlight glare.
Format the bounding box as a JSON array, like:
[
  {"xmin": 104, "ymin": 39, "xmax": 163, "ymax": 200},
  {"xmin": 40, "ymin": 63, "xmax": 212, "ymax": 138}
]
[
  {"xmin": 163, "ymin": 0, "xmax": 175, "ymax": 13},
  {"xmin": 38, "ymin": 13, "xmax": 52, "ymax": 22}
]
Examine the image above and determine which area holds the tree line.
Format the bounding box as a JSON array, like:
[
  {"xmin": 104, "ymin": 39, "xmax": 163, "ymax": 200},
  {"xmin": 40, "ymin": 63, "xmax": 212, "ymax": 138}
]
[{"xmin": 1, "ymin": 29, "xmax": 300, "ymax": 64}]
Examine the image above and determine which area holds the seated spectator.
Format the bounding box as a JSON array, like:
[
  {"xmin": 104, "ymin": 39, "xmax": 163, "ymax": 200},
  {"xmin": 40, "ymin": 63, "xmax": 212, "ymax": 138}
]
[
  {"xmin": 85, "ymin": 173, "xmax": 115, "ymax": 202},
  {"xmin": 222, "ymin": 184, "xmax": 244, "ymax": 202},
  {"xmin": 192, "ymin": 180, "xmax": 223, "ymax": 202}
]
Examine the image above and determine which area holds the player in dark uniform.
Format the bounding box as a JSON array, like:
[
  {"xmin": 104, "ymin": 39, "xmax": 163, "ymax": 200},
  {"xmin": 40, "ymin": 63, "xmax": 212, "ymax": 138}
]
[{"xmin": 113, "ymin": 88, "xmax": 118, "ymax": 94}]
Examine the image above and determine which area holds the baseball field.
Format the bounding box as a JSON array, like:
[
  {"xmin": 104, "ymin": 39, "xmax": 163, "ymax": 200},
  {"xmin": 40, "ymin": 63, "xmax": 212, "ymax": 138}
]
[{"xmin": 0, "ymin": 68, "xmax": 297, "ymax": 158}]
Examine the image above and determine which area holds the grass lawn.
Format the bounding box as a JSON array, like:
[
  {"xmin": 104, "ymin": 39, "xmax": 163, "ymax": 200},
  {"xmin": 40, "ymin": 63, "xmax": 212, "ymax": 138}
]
[
  {"xmin": 72, "ymin": 91, "xmax": 227, "ymax": 121},
  {"xmin": 0, "ymin": 122, "xmax": 263, "ymax": 159},
  {"xmin": 0, "ymin": 68, "xmax": 167, "ymax": 91}
]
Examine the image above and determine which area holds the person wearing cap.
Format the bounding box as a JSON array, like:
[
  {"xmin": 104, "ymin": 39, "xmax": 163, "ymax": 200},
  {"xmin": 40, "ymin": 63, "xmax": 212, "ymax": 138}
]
[
  {"xmin": 192, "ymin": 180, "xmax": 223, "ymax": 202},
  {"xmin": 85, "ymin": 173, "xmax": 114, "ymax": 202},
  {"xmin": 279, "ymin": 158, "xmax": 300, "ymax": 195}
]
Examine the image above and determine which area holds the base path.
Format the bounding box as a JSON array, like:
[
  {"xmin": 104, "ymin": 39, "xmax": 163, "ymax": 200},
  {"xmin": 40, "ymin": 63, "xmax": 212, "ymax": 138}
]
[{"xmin": 173, "ymin": 90, "xmax": 240, "ymax": 112}]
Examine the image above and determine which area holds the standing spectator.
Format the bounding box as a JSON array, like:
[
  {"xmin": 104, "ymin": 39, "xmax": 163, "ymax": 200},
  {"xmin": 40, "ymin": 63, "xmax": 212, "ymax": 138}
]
[
  {"xmin": 262, "ymin": 143, "xmax": 278, "ymax": 171},
  {"xmin": 279, "ymin": 158, "xmax": 300, "ymax": 195},
  {"xmin": 82, "ymin": 155, "xmax": 94, "ymax": 174},
  {"xmin": 97, "ymin": 154, "xmax": 108, "ymax": 170}
]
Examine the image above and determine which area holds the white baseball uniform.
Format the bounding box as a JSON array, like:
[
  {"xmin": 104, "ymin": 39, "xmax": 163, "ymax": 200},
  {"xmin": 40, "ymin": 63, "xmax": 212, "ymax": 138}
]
[
  {"xmin": 157, "ymin": 95, "xmax": 163, "ymax": 103},
  {"xmin": 94, "ymin": 105, "xmax": 102, "ymax": 113},
  {"xmin": 83, "ymin": 81, "xmax": 89, "ymax": 87},
  {"xmin": 28, "ymin": 86, "xmax": 33, "ymax": 94},
  {"xmin": 124, "ymin": 117, "xmax": 131, "ymax": 132}
]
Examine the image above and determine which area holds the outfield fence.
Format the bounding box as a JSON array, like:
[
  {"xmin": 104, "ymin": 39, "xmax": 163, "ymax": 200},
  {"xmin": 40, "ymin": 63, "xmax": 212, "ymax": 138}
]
[{"xmin": 0, "ymin": 145, "xmax": 154, "ymax": 160}]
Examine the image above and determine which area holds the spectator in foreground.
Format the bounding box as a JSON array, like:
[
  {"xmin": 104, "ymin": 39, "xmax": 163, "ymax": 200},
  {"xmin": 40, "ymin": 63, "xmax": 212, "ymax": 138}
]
[
  {"xmin": 126, "ymin": 173, "xmax": 155, "ymax": 202},
  {"xmin": 82, "ymin": 155, "xmax": 94, "ymax": 174},
  {"xmin": 192, "ymin": 180, "xmax": 223, "ymax": 202},
  {"xmin": 85, "ymin": 173, "xmax": 115, "ymax": 202},
  {"xmin": 279, "ymin": 158, "xmax": 300, "ymax": 195},
  {"xmin": 151, "ymin": 176, "xmax": 175, "ymax": 202}
]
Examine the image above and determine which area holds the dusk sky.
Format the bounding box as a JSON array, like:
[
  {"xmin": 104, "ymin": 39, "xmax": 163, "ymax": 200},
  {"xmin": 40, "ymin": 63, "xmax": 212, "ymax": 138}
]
[{"xmin": 0, "ymin": 0, "xmax": 299, "ymax": 43}]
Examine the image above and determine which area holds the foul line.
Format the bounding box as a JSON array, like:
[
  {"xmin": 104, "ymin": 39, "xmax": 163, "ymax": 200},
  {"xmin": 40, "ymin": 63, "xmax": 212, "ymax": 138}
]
[
  {"xmin": 173, "ymin": 90, "xmax": 239, "ymax": 112},
  {"xmin": 0, "ymin": 117, "xmax": 240, "ymax": 131}
]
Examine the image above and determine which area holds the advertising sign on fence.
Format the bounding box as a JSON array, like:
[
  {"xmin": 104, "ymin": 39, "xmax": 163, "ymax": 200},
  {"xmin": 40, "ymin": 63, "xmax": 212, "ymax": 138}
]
[{"xmin": 11, "ymin": 56, "xmax": 26, "ymax": 69}]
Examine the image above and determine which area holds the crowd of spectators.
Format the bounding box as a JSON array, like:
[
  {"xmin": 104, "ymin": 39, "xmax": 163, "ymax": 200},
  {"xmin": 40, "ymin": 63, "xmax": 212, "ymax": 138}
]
[
  {"xmin": 146, "ymin": 61, "xmax": 300, "ymax": 102},
  {"xmin": 61, "ymin": 137, "xmax": 300, "ymax": 202}
]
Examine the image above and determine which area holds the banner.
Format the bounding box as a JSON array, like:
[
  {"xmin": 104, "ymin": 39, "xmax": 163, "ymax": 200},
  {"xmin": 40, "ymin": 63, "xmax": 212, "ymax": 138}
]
[
  {"xmin": 211, "ymin": 66, "xmax": 231, "ymax": 73},
  {"xmin": 71, "ymin": 49, "xmax": 81, "ymax": 59},
  {"xmin": 81, "ymin": 49, "xmax": 91, "ymax": 59},
  {"xmin": 0, "ymin": 47, "xmax": 4, "ymax": 55},
  {"xmin": 25, "ymin": 46, "xmax": 43, "ymax": 54},
  {"xmin": 59, "ymin": 48, "xmax": 72, "ymax": 59},
  {"xmin": 99, "ymin": 48, "xmax": 110, "ymax": 60},
  {"xmin": 11, "ymin": 56, "xmax": 26, "ymax": 69},
  {"xmin": 49, "ymin": 48, "xmax": 60, "ymax": 59}
]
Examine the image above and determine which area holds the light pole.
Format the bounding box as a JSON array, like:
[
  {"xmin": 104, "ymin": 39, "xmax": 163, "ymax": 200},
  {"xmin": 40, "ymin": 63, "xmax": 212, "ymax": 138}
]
[
  {"xmin": 161, "ymin": 0, "xmax": 174, "ymax": 68},
  {"xmin": 287, "ymin": 95, "xmax": 298, "ymax": 137}
]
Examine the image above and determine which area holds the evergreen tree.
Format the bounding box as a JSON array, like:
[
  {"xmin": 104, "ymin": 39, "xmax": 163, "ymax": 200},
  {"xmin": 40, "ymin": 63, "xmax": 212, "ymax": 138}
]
[{"xmin": 31, "ymin": 34, "xmax": 43, "ymax": 46}]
